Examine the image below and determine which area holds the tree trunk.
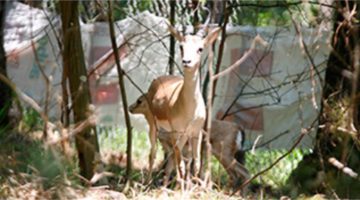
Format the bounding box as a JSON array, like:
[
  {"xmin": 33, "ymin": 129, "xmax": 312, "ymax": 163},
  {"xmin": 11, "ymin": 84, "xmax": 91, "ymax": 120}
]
[
  {"xmin": 0, "ymin": 1, "xmax": 11, "ymax": 129},
  {"xmin": 107, "ymin": 0, "xmax": 133, "ymax": 181},
  {"xmin": 285, "ymin": 1, "xmax": 360, "ymax": 199},
  {"xmin": 59, "ymin": 0, "xmax": 100, "ymax": 180},
  {"xmin": 23, "ymin": 0, "xmax": 43, "ymax": 9},
  {"xmin": 168, "ymin": 0, "xmax": 176, "ymax": 75}
]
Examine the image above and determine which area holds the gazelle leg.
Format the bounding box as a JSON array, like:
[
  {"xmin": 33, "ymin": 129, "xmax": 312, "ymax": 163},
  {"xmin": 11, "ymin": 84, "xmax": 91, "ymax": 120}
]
[
  {"xmin": 190, "ymin": 131, "xmax": 203, "ymax": 178},
  {"xmin": 162, "ymin": 136, "xmax": 183, "ymax": 186},
  {"xmin": 173, "ymin": 138, "xmax": 185, "ymax": 180},
  {"xmin": 147, "ymin": 125, "xmax": 157, "ymax": 182},
  {"xmin": 187, "ymin": 121, "xmax": 204, "ymax": 178},
  {"xmin": 162, "ymin": 151, "xmax": 174, "ymax": 186}
]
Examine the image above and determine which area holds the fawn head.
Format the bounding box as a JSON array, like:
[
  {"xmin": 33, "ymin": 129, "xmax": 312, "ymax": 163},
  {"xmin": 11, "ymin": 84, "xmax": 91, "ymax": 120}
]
[{"xmin": 129, "ymin": 94, "xmax": 148, "ymax": 114}]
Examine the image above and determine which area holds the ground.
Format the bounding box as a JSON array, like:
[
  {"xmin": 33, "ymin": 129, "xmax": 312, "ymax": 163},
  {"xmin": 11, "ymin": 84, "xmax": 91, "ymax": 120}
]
[{"xmin": 0, "ymin": 125, "xmax": 312, "ymax": 199}]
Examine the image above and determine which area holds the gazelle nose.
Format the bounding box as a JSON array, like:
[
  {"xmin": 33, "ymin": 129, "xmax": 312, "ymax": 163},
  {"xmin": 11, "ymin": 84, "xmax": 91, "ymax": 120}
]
[{"xmin": 183, "ymin": 60, "xmax": 191, "ymax": 65}]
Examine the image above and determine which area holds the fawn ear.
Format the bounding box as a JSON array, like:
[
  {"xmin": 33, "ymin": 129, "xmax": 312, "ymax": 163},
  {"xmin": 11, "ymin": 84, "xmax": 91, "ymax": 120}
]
[
  {"xmin": 167, "ymin": 21, "xmax": 184, "ymax": 42},
  {"xmin": 204, "ymin": 27, "xmax": 221, "ymax": 47}
]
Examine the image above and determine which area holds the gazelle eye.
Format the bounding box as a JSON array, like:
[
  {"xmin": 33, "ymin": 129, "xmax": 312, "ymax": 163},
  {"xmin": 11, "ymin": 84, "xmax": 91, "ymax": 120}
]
[
  {"xmin": 137, "ymin": 99, "xmax": 142, "ymax": 104},
  {"xmin": 198, "ymin": 48, "xmax": 203, "ymax": 53}
]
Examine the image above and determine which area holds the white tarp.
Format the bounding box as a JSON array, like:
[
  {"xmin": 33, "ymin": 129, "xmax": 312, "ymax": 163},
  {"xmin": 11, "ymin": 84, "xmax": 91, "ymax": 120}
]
[
  {"xmin": 4, "ymin": 2, "xmax": 331, "ymax": 149},
  {"xmin": 213, "ymin": 27, "xmax": 329, "ymax": 149}
]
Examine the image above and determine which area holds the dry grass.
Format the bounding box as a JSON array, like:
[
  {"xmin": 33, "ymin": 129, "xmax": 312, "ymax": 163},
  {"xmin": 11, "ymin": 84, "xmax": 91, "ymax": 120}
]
[
  {"xmin": 0, "ymin": 128, "xmax": 245, "ymax": 199},
  {"xmin": 0, "ymin": 115, "xmax": 307, "ymax": 199}
]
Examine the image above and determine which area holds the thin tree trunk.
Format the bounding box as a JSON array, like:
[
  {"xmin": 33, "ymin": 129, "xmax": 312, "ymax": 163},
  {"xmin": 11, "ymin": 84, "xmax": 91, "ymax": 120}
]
[
  {"xmin": 59, "ymin": 0, "xmax": 100, "ymax": 180},
  {"xmin": 0, "ymin": 0, "xmax": 11, "ymax": 129},
  {"xmin": 211, "ymin": 0, "xmax": 229, "ymax": 102},
  {"xmin": 168, "ymin": 0, "xmax": 176, "ymax": 75},
  {"xmin": 107, "ymin": 0, "xmax": 133, "ymax": 181}
]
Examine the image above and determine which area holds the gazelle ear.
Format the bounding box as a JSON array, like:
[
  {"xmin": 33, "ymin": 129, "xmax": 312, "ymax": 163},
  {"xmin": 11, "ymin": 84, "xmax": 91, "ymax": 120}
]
[
  {"xmin": 167, "ymin": 21, "xmax": 184, "ymax": 42},
  {"xmin": 204, "ymin": 27, "xmax": 221, "ymax": 47}
]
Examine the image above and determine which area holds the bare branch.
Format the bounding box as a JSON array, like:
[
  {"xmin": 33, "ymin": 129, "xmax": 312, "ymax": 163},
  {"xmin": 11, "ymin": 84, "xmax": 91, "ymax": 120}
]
[
  {"xmin": 0, "ymin": 74, "xmax": 50, "ymax": 126},
  {"xmin": 328, "ymin": 157, "xmax": 358, "ymax": 178},
  {"xmin": 228, "ymin": 1, "xmax": 336, "ymax": 9},
  {"xmin": 213, "ymin": 35, "xmax": 268, "ymax": 80},
  {"xmin": 30, "ymin": 40, "xmax": 51, "ymax": 138},
  {"xmin": 232, "ymin": 117, "xmax": 319, "ymax": 195},
  {"xmin": 47, "ymin": 115, "xmax": 96, "ymax": 146}
]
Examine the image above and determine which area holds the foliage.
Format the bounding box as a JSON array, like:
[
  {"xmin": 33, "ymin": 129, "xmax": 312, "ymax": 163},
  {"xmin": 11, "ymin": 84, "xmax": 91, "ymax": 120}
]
[
  {"xmin": 285, "ymin": 99, "xmax": 360, "ymax": 199},
  {"xmin": 21, "ymin": 107, "xmax": 43, "ymax": 131},
  {"xmin": 230, "ymin": 0, "xmax": 290, "ymax": 26},
  {"xmin": 112, "ymin": 0, "xmax": 153, "ymax": 21},
  {"xmin": 98, "ymin": 127, "xmax": 159, "ymax": 164},
  {"xmin": 246, "ymin": 148, "xmax": 308, "ymax": 189},
  {"xmin": 78, "ymin": 0, "xmax": 295, "ymax": 26},
  {"xmin": 2, "ymin": 0, "xmax": 357, "ymax": 199},
  {"xmin": 0, "ymin": 106, "xmax": 9, "ymax": 133},
  {"xmin": 0, "ymin": 114, "xmax": 309, "ymax": 199},
  {"xmin": 92, "ymin": 0, "xmax": 322, "ymax": 28},
  {"xmin": 0, "ymin": 130, "xmax": 78, "ymax": 191},
  {"xmin": 230, "ymin": 0, "xmax": 321, "ymax": 27}
]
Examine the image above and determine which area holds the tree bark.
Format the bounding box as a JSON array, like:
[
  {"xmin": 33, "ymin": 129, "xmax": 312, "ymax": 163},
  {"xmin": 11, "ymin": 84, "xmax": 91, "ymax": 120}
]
[
  {"xmin": 107, "ymin": 0, "xmax": 133, "ymax": 181},
  {"xmin": 286, "ymin": 1, "xmax": 360, "ymax": 198},
  {"xmin": 212, "ymin": 0, "xmax": 229, "ymax": 102},
  {"xmin": 26, "ymin": 0, "xmax": 43, "ymax": 8},
  {"xmin": 0, "ymin": 1, "xmax": 11, "ymax": 129},
  {"xmin": 59, "ymin": 0, "xmax": 100, "ymax": 180},
  {"xmin": 168, "ymin": 0, "xmax": 176, "ymax": 75}
]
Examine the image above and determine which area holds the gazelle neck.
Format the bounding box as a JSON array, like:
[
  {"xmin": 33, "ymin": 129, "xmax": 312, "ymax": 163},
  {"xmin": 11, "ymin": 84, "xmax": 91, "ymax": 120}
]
[
  {"xmin": 182, "ymin": 66, "xmax": 201, "ymax": 97},
  {"xmin": 179, "ymin": 64, "xmax": 202, "ymax": 106}
]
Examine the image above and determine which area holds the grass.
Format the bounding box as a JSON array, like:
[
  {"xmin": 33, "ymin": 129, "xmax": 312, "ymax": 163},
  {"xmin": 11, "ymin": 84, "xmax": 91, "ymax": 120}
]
[
  {"xmin": 97, "ymin": 127, "xmax": 308, "ymax": 193},
  {"xmin": 0, "ymin": 109, "xmax": 308, "ymax": 199},
  {"xmin": 98, "ymin": 126, "xmax": 164, "ymax": 169},
  {"xmin": 2, "ymin": 97, "xmax": 355, "ymax": 199},
  {"xmin": 246, "ymin": 148, "xmax": 309, "ymax": 189}
]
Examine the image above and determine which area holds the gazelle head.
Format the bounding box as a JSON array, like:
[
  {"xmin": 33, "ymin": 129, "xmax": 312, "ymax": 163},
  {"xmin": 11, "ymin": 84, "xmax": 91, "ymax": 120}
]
[
  {"xmin": 129, "ymin": 94, "xmax": 148, "ymax": 114},
  {"xmin": 168, "ymin": 25, "xmax": 221, "ymax": 71}
]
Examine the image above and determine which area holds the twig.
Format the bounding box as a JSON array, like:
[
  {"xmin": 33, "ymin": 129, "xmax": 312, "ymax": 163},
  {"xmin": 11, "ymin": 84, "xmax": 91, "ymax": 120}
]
[
  {"xmin": 47, "ymin": 115, "xmax": 96, "ymax": 145},
  {"xmin": 220, "ymin": 29, "xmax": 286, "ymax": 120},
  {"xmin": 231, "ymin": 117, "xmax": 319, "ymax": 196},
  {"xmin": 244, "ymin": 130, "xmax": 290, "ymax": 152},
  {"xmin": 228, "ymin": 1, "xmax": 336, "ymax": 9},
  {"xmin": 28, "ymin": 7, "xmax": 53, "ymax": 138},
  {"xmin": 87, "ymin": 30, "xmax": 145, "ymax": 78},
  {"xmin": 328, "ymin": 157, "xmax": 358, "ymax": 178},
  {"xmin": 288, "ymin": 9, "xmax": 323, "ymax": 111},
  {"xmin": 251, "ymin": 135, "xmax": 262, "ymax": 154},
  {"xmin": 30, "ymin": 40, "xmax": 51, "ymax": 138},
  {"xmin": 90, "ymin": 171, "xmax": 115, "ymax": 185},
  {"xmin": 213, "ymin": 35, "xmax": 268, "ymax": 80},
  {"xmin": 0, "ymin": 74, "xmax": 55, "ymax": 131}
]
